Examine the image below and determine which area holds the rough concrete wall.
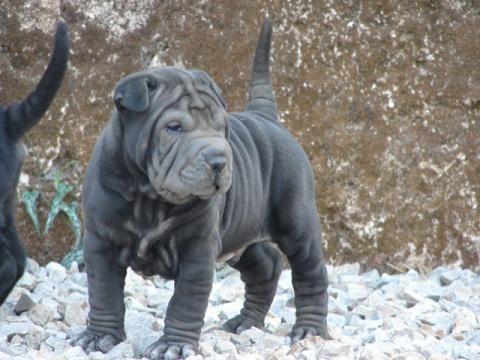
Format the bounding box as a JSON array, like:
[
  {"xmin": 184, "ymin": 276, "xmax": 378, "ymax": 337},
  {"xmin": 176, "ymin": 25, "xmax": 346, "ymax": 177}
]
[{"xmin": 0, "ymin": 0, "xmax": 479, "ymax": 270}]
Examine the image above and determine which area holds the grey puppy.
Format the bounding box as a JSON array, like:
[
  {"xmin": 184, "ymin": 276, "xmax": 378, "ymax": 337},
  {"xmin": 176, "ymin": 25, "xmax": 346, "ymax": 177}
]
[
  {"xmin": 74, "ymin": 19, "xmax": 329, "ymax": 359},
  {"xmin": 0, "ymin": 22, "xmax": 69, "ymax": 305}
]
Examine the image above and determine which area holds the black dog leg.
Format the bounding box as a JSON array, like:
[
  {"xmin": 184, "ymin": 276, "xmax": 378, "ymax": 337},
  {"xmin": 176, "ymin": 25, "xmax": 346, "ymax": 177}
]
[
  {"xmin": 0, "ymin": 228, "xmax": 26, "ymax": 305},
  {"xmin": 72, "ymin": 230, "xmax": 127, "ymax": 353},
  {"xmin": 273, "ymin": 201, "xmax": 330, "ymax": 342},
  {"xmin": 223, "ymin": 242, "xmax": 283, "ymax": 333}
]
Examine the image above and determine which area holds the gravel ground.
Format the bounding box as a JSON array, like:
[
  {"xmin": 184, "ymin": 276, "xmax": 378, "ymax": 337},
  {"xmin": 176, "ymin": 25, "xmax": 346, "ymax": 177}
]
[{"xmin": 0, "ymin": 259, "xmax": 479, "ymax": 359}]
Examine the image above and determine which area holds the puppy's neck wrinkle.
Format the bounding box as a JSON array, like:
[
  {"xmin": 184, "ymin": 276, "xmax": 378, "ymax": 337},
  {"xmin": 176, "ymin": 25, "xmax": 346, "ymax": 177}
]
[{"xmin": 136, "ymin": 197, "xmax": 215, "ymax": 259}]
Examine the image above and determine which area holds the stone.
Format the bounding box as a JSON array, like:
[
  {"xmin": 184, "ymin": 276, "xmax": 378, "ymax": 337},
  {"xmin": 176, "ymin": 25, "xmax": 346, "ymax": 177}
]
[
  {"xmin": 69, "ymin": 273, "xmax": 87, "ymax": 287},
  {"xmin": 371, "ymin": 328, "xmax": 393, "ymax": 343},
  {"xmin": 300, "ymin": 349, "xmax": 318, "ymax": 360},
  {"xmin": 124, "ymin": 296, "xmax": 156, "ymax": 315},
  {"xmin": 231, "ymin": 333, "xmax": 252, "ymax": 348},
  {"xmin": 33, "ymin": 281, "xmax": 56, "ymax": 299},
  {"xmin": 268, "ymin": 346, "xmax": 296, "ymax": 360},
  {"xmin": 282, "ymin": 306, "xmax": 296, "ymax": 324},
  {"xmin": 14, "ymin": 293, "xmax": 36, "ymax": 315},
  {"xmin": 443, "ymin": 280, "xmax": 472, "ymax": 303},
  {"xmin": 335, "ymin": 290, "xmax": 354, "ymax": 311},
  {"xmin": 335, "ymin": 263, "xmax": 361, "ymax": 277},
  {"xmin": 60, "ymin": 345, "xmax": 88, "ymax": 358},
  {"xmin": 418, "ymin": 312, "xmax": 455, "ymax": 339},
  {"xmin": 145, "ymin": 287, "xmax": 171, "ymax": 308},
  {"xmin": 7, "ymin": 342, "xmax": 28, "ymax": 356},
  {"xmin": 262, "ymin": 334, "xmax": 284, "ymax": 349},
  {"xmin": 277, "ymin": 270, "xmax": 292, "ymax": 293},
  {"xmin": 452, "ymin": 344, "xmax": 480, "ymax": 360},
  {"xmin": 361, "ymin": 269, "xmax": 381, "ymax": 288},
  {"xmin": 199, "ymin": 341, "xmax": 215, "ymax": 357},
  {"xmin": 265, "ymin": 314, "xmax": 282, "ymax": 332},
  {"xmin": 185, "ymin": 356, "xmax": 203, "ymax": 360},
  {"xmin": 217, "ymin": 299, "xmax": 243, "ymax": 320},
  {"xmin": 274, "ymin": 323, "xmax": 292, "ymax": 337},
  {"xmin": 16, "ymin": 272, "xmax": 37, "ymax": 291},
  {"xmin": 124, "ymin": 310, "xmax": 158, "ymax": 356},
  {"xmin": 451, "ymin": 307, "xmax": 478, "ymax": 340},
  {"xmin": 105, "ymin": 341, "xmax": 135, "ymax": 359},
  {"xmin": 0, "ymin": 319, "xmax": 42, "ymax": 341},
  {"xmin": 28, "ymin": 303, "xmax": 54, "ymax": 326},
  {"xmin": 214, "ymin": 339, "xmax": 237, "ymax": 354},
  {"xmin": 328, "ymin": 295, "xmax": 349, "ymax": 314},
  {"xmin": 241, "ymin": 327, "xmax": 266, "ymax": 345},
  {"xmin": 270, "ymin": 295, "xmax": 289, "ymax": 318},
  {"xmin": 327, "ymin": 313, "xmax": 347, "ymax": 328},
  {"xmin": 404, "ymin": 280, "xmax": 443, "ymax": 302},
  {"xmin": 25, "ymin": 259, "xmax": 40, "ymax": 275},
  {"xmin": 63, "ymin": 302, "xmax": 86, "ymax": 327},
  {"xmin": 347, "ymin": 284, "xmax": 370, "ymax": 301},
  {"xmin": 41, "ymin": 297, "xmax": 61, "ymax": 320},
  {"xmin": 45, "ymin": 262, "xmax": 67, "ymax": 284},
  {"xmin": 397, "ymin": 352, "xmax": 426, "ymax": 360},
  {"xmin": 45, "ymin": 335, "xmax": 70, "ymax": 354},
  {"xmin": 440, "ymin": 268, "xmax": 463, "ymax": 286}
]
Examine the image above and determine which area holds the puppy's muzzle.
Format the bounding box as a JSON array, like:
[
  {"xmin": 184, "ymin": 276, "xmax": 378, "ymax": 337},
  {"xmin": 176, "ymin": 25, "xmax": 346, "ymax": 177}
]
[
  {"xmin": 207, "ymin": 155, "xmax": 227, "ymax": 174},
  {"xmin": 205, "ymin": 147, "xmax": 229, "ymax": 189}
]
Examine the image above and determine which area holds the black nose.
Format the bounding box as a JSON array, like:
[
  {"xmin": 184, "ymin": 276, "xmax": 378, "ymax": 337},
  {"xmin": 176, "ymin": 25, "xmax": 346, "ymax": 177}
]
[
  {"xmin": 207, "ymin": 156, "xmax": 226, "ymax": 173},
  {"xmin": 114, "ymin": 92, "xmax": 124, "ymax": 111}
]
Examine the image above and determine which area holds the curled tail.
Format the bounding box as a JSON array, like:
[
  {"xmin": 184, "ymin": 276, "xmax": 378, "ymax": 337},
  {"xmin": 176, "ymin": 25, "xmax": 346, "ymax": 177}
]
[
  {"xmin": 6, "ymin": 21, "xmax": 70, "ymax": 140},
  {"xmin": 245, "ymin": 18, "xmax": 278, "ymax": 120}
]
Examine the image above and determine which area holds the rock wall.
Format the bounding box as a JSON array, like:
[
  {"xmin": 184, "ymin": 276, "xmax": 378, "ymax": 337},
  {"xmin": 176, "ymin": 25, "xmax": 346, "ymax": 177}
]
[{"xmin": 0, "ymin": 0, "xmax": 479, "ymax": 270}]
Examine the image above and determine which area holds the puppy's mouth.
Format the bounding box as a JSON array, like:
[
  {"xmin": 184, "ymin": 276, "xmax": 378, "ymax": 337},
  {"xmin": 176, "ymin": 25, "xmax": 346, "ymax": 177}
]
[{"xmin": 214, "ymin": 175, "xmax": 221, "ymax": 191}]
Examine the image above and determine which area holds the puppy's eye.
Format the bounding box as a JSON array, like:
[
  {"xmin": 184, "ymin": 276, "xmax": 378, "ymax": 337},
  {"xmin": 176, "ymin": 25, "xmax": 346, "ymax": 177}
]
[
  {"xmin": 146, "ymin": 78, "xmax": 157, "ymax": 90},
  {"xmin": 166, "ymin": 121, "xmax": 182, "ymax": 132}
]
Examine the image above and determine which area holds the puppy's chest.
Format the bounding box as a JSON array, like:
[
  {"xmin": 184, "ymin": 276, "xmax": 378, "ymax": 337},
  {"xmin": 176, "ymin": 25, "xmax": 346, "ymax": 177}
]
[{"xmin": 120, "ymin": 195, "xmax": 178, "ymax": 278}]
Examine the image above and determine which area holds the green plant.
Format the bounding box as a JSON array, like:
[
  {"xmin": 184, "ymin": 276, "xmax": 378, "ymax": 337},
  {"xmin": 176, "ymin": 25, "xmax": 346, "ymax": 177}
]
[{"xmin": 21, "ymin": 168, "xmax": 83, "ymax": 269}]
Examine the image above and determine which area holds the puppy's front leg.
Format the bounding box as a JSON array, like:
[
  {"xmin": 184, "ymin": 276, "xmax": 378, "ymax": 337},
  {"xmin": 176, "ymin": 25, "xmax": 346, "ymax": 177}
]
[
  {"xmin": 72, "ymin": 230, "xmax": 127, "ymax": 353},
  {"xmin": 144, "ymin": 235, "xmax": 216, "ymax": 360}
]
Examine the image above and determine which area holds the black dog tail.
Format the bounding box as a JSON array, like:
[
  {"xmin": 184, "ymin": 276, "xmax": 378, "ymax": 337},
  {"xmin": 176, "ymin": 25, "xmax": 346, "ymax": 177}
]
[
  {"xmin": 6, "ymin": 21, "xmax": 69, "ymax": 140},
  {"xmin": 245, "ymin": 18, "xmax": 278, "ymax": 120}
]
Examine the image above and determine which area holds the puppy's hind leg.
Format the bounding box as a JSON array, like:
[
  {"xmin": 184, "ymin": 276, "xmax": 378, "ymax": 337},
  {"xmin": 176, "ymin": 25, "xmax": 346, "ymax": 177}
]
[
  {"xmin": 223, "ymin": 242, "xmax": 283, "ymax": 333},
  {"xmin": 273, "ymin": 204, "xmax": 330, "ymax": 342}
]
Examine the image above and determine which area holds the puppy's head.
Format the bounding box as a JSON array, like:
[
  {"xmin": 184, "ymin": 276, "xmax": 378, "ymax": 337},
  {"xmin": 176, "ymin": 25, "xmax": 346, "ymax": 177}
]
[{"xmin": 114, "ymin": 67, "xmax": 232, "ymax": 204}]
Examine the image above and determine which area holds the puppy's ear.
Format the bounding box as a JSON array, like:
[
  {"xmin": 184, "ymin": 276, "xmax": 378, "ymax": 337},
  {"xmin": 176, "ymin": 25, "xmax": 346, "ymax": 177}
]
[
  {"xmin": 190, "ymin": 70, "xmax": 226, "ymax": 109},
  {"xmin": 114, "ymin": 76, "xmax": 154, "ymax": 113}
]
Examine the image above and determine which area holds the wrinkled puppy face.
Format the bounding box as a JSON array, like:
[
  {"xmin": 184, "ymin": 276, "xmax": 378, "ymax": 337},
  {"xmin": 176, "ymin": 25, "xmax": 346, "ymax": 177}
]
[{"xmin": 114, "ymin": 67, "xmax": 233, "ymax": 204}]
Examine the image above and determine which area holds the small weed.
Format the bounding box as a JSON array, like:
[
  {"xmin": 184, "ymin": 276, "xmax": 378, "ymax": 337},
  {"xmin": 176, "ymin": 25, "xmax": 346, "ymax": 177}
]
[{"xmin": 20, "ymin": 165, "xmax": 83, "ymax": 269}]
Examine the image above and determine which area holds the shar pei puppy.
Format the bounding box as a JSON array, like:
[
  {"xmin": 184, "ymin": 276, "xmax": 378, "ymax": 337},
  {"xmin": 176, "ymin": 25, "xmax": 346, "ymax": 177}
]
[
  {"xmin": 0, "ymin": 22, "xmax": 69, "ymax": 305},
  {"xmin": 74, "ymin": 19, "xmax": 329, "ymax": 359}
]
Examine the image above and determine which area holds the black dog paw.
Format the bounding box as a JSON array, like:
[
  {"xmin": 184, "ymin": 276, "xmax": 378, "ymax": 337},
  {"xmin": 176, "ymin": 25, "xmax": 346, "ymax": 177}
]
[
  {"xmin": 71, "ymin": 330, "xmax": 122, "ymax": 353},
  {"xmin": 222, "ymin": 314, "xmax": 263, "ymax": 334},
  {"xmin": 144, "ymin": 340, "xmax": 196, "ymax": 360},
  {"xmin": 290, "ymin": 324, "xmax": 332, "ymax": 343}
]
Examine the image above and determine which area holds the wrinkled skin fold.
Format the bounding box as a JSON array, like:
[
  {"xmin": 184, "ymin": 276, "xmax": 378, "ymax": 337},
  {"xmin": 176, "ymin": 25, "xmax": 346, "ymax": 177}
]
[{"xmin": 75, "ymin": 18, "xmax": 329, "ymax": 360}]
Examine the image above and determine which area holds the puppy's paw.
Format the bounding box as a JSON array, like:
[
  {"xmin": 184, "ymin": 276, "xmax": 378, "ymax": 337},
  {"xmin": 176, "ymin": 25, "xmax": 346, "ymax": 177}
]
[
  {"xmin": 222, "ymin": 314, "xmax": 263, "ymax": 334},
  {"xmin": 290, "ymin": 324, "xmax": 332, "ymax": 343},
  {"xmin": 71, "ymin": 330, "xmax": 122, "ymax": 353},
  {"xmin": 144, "ymin": 340, "xmax": 196, "ymax": 360}
]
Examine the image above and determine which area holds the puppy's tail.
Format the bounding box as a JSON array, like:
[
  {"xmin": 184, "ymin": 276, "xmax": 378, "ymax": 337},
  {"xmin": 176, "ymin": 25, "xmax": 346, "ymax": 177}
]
[
  {"xmin": 6, "ymin": 21, "xmax": 69, "ymax": 140},
  {"xmin": 245, "ymin": 18, "xmax": 278, "ymax": 120}
]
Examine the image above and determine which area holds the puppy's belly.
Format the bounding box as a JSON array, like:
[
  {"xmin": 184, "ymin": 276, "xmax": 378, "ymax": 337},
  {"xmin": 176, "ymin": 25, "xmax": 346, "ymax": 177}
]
[{"xmin": 218, "ymin": 237, "xmax": 271, "ymax": 265}]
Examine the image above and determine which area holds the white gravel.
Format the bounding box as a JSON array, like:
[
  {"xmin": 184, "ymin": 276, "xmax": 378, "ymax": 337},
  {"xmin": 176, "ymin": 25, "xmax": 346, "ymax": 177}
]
[{"xmin": 0, "ymin": 259, "xmax": 479, "ymax": 359}]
